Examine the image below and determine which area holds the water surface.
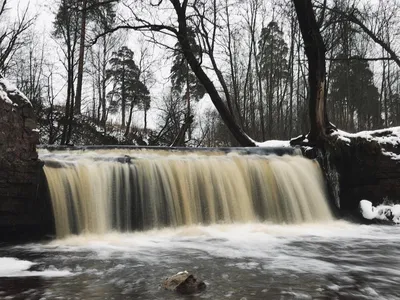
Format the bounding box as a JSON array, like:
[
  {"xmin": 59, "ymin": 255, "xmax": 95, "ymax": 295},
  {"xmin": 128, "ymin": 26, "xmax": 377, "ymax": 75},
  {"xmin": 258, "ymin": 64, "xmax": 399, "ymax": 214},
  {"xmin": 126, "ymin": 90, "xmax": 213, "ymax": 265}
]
[{"xmin": 1, "ymin": 221, "xmax": 399, "ymax": 300}]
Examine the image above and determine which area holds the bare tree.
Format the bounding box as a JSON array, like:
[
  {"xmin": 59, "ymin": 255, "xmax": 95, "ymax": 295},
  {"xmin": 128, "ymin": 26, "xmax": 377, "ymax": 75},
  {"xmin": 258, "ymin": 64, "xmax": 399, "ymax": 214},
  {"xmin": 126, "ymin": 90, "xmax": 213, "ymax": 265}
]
[
  {"xmin": 94, "ymin": 0, "xmax": 256, "ymax": 146},
  {"xmin": 0, "ymin": 0, "xmax": 35, "ymax": 74}
]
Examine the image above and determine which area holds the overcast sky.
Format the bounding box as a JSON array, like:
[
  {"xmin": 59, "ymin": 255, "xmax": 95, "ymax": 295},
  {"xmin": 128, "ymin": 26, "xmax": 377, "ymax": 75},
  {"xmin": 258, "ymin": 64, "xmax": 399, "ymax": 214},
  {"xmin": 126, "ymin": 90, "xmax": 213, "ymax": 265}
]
[{"xmin": 6, "ymin": 0, "xmax": 214, "ymax": 129}]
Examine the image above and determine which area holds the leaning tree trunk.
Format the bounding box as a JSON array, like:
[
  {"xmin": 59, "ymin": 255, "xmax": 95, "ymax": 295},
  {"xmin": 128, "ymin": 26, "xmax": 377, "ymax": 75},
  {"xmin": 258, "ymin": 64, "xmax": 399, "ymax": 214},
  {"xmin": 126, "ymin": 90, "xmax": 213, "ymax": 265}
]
[
  {"xmin": 173, "ymin": 1, "xmax": 255, "ymax": 147},
  {"xmin": 293, "ymin": 0, "xmax": 329, "ymax": 142}
]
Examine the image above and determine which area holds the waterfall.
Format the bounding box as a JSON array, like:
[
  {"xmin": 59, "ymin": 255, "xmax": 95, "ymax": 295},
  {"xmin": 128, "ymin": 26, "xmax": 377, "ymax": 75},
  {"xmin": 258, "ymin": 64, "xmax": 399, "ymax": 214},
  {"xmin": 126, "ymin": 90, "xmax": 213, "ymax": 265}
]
[{"xmin": 41, "ymin": 149, "xmax": 333, "ymax": 238}]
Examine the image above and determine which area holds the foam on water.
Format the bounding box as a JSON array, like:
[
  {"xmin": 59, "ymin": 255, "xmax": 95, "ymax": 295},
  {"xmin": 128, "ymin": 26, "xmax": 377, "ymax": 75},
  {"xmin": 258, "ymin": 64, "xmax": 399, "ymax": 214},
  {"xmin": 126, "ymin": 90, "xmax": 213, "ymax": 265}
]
[
  {"xmin": 28, "ymin": 221, "xmax": 372, "ymax": 260},
  {"xmin": 3, "ymin": 221, "xmax": 400, "ymax": 299},
  {"xmin": 0, "ymin": 257, "xmax": 73, "ymax": 278}
]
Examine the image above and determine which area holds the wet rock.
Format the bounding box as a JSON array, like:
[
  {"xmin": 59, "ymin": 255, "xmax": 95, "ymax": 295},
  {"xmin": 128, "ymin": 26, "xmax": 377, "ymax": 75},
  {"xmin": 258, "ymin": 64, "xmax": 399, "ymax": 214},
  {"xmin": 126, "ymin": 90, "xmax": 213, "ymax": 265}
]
[{"xmin": 162, "ymin": 271, "xmax": 206, "ymax": 295}]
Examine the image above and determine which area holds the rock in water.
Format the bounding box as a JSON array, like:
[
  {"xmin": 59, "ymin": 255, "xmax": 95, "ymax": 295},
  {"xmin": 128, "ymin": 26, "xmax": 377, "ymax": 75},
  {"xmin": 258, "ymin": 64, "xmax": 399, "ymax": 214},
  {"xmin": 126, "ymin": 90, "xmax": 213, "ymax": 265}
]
[{"xmin": 162, "ymin": 271, "xmax": 206, "ymax": 295}]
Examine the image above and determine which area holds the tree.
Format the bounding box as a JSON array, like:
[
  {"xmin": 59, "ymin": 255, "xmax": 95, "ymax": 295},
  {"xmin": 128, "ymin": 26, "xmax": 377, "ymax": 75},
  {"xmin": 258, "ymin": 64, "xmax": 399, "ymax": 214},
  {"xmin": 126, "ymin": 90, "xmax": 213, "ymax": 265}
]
[
  {"xmin": 75, "ymin": 0, "xmax": 120, "ymax": 114},
  {"xmin": 329, "ymin": 55, "xmax": 381, "ymax": 131},
  {"xmin": 170, "ymin": 27, "xmax": 206, "ymax": 144},
  {"xmin": 0, "ymin": 0, "xmax": 35, "ymax": 74},
  {"xmin": 258, "ymin": 21, "xmax": 289, "ymax": 138},
  {"xmin": 170, "ymin": 27, "xmax": 205, "ymax": 110},
  {"xmin": 153, "ymin": 90, "xmax": 186, "ymax": 146},
  {"xmin": 53, "ymin": 0, "xmax": 82, "ymax": 144},
  {"xmin": 94, "ymin": 0, "xmax": 256, "ymax": 146},
  {"xmin": 88, "ymin": 1, "xmax": 120, "ymax": 130},
  {"xmin": 293, "ymin": 0, "xmax": 332, "ymax": 143},
  {"xmin": 106, "ymin": 46, "xmax": 151, "ymax": 137}
]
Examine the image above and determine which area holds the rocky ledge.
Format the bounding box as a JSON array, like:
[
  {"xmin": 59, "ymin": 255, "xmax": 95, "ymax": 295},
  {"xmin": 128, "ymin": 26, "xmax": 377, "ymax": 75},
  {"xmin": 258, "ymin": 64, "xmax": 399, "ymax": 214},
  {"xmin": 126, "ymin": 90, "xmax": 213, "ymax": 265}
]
[
  {"xmin": 0, "ymin": 77, "xmax": 53, "ymax": 241},
  {"xmin": 307, "ymin": 127, "xmax": 400, "ymax": 221}
]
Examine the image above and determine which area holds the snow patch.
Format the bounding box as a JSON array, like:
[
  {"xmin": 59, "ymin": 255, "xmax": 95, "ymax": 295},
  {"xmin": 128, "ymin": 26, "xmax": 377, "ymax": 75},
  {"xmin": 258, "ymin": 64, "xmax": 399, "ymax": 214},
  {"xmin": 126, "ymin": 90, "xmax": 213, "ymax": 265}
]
[
  {"xmin": 0, "ymin": 89, "xmax": 12, "ymax": 105},
  {"xmin": 0, "ymin": 78, "xmax": 31, "ymax": 107},
  {"xmin": 382, "ymin": 150, "xmax": 400, "ymax": 160},
  {"xmin": 256, "ymin": 140, "xmax": 291, "ymax": 148},
  {"xmin": 359, "ymin": 200, "xmax": 400, "ymax": 224},
  {"xmin": 334, "ymin": 127, "xmax": 400, "ymax": 147},
  {"xmin": 333, "ymin": 127, "xmax": 400, "ymax": 160}
]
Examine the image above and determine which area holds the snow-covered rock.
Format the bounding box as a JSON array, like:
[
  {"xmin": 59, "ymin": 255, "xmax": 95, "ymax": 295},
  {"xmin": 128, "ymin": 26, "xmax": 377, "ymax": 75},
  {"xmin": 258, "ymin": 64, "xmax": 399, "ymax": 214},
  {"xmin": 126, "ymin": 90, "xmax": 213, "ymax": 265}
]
[
  {"xmin": 333, "ymin": 127, "xmax": 400, "ymax": 160},
  {"xmin": 359, "ymin": 200, "xmax": 400, "ymax": 224},
  {"xmin": 0, "ymin": 77, "xmax": 32, "ymax": 107}
]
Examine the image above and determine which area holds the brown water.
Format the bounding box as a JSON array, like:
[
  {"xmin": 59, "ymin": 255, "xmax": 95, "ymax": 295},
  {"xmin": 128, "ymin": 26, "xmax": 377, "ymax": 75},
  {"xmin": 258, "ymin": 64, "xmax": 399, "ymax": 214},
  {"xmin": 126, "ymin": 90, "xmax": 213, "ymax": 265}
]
[{"xmin": 41, "ymin": 149, "xmax": 333, "ymax": 238}]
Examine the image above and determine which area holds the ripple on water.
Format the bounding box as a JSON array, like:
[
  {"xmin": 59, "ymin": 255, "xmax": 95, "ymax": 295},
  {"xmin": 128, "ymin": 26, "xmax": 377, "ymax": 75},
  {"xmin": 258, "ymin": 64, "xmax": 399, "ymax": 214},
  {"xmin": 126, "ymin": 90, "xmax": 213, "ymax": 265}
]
[{"xmin": 0, "ymin": 222, "xmax": 399, "ymax": 299}]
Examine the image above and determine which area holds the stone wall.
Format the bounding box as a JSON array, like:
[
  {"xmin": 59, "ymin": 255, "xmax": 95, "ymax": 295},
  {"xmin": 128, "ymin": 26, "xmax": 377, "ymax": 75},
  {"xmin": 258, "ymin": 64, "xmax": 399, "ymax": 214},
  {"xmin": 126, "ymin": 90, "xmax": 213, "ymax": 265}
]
[
  {"xmin": 311, "ymin": 129, "xmax": 400, "ymax": 219},
  {"xmin": 0, "ymin": 78, "xmax": 53, "ymax": 241}
]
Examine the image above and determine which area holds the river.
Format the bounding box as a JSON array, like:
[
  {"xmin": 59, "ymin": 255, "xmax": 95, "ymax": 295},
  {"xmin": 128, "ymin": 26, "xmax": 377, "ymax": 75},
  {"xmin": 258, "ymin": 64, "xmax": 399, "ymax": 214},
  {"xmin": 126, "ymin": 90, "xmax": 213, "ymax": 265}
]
[{"xmin": 1, "ymin": 221, "xmax": 399, "ymax": 300}]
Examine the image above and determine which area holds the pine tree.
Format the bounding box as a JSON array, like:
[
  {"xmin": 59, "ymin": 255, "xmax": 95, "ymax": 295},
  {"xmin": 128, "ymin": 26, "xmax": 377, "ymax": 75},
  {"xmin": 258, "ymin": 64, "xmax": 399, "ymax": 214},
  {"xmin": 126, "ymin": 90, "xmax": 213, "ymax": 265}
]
[
  {"xmin": 170, "ymin": 27, "xmax": 206, "ymax": 114},
  {"xmin": 258, "ymin": 21, "xmax": 289, "ymax": 138},
  {"xmin": 106, "ymin": 46, "xmax": 150, "ymax": 136},
  {"xmin": 329, "ymin": 55, "xmax": 381, "ymax": 131}
]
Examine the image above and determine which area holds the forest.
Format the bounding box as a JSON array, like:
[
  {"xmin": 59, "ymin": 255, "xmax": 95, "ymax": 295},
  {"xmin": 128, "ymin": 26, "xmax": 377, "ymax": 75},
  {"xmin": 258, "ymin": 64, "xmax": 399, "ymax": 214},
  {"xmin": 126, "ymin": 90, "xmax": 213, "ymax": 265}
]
[{"xmin": 1, "ymin": 0, "xmax": 399, "ymax": 147}]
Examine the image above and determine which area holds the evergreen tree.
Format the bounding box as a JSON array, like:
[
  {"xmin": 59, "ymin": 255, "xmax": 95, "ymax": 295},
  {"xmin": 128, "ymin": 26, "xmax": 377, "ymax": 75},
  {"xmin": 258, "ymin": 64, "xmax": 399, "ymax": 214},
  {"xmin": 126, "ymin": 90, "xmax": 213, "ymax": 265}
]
[
  {"xmin": 329, "ymin": 55, "xmax": 381, "ymax": 131},
  {"xmin": 170, "ymin": 27, "xmax": 206, "ymax": 113},
  {"xmin": 107, "ymin": 46, "xmax": 150, "ymax": 135},
  {"xmin": 258, "ymin": 21, "xmax": 289, "ymax": 137}
]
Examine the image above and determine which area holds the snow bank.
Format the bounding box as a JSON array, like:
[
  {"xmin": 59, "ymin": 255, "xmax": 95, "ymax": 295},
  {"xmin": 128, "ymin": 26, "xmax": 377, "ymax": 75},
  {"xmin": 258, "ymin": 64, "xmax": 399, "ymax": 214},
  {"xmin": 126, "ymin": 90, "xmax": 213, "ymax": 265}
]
[
  {"xmin": 333, "ymin": 127, "xmax": 400, "ymax": 160},
  {"xmin": 333, "ymin": 127, "xmax": 400, "ymax": 147},
  {"xmin": 0, "ymin": 78, "xmax": 31, "ymax": 107},
  {"xmin": 256, "ymin": 140, "xmax": 291, "ymax": 148},
  {"xmin": 0, "ymin": 257, "xmax": 73, "ymax": 277},
  {"xmin": 359, "ymin": 200, "xmax": 400, "ymax": 224}
]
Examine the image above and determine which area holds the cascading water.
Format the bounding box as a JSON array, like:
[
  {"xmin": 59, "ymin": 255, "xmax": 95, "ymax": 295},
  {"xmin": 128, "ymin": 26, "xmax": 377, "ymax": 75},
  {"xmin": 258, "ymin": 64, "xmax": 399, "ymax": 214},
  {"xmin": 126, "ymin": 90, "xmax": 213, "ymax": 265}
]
[{"xmin": 41, "ymin": 149, "xmax": 333, "ymax": 238}]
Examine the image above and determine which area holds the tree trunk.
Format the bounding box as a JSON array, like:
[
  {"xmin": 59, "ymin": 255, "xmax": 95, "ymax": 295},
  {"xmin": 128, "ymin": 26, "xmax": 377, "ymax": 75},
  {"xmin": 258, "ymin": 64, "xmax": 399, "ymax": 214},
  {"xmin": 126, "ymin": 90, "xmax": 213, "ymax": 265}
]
[
  {"xmin": 293, "ymin": 0, "xmax": 329, "ymax": 142},
  {"xmin": 75, "ymin": 0, "xmax": 87, "ymax": 115},
  {"xmin": 101, "ymin": 36, "xmax": 107, "ymax": 131},
  {"xmin": 171, "ymin": 115, "xmax": 194, "ymax": 147},
  {"xmin": 121, "ymin": 65, "xmax": 126, "ymax": 128},
  {"xmin": 124, "ymin": 100, "xmax": 134, "ymax": 137}
]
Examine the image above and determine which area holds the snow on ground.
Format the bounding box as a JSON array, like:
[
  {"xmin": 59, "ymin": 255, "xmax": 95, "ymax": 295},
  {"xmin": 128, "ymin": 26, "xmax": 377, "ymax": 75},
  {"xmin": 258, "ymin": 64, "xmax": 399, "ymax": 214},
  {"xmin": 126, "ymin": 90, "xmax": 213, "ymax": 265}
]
[
  {"xmin": 359, "ymin": 200, "xmax": 400, "ymax": 224},
  {"xmin": 0, "ymin": 78, "xmax": 32, "ymax": 107},
  {"xmin": 256, "ymin": 140, "xmax": 291, "ymax": 148},
  {"xmin": 333, "ymin": 127, "xmax": 400, "ymax": 146}
]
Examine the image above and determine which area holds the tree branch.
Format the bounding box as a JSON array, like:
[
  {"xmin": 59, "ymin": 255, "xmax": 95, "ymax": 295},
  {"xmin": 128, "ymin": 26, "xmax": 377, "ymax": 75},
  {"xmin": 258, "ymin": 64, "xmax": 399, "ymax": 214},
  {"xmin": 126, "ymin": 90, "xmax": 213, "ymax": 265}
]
[
  {"xmin": 92, "ymin": 24, "xmax": 178, "ymax": 45},
  {"xmin": 318, "ymin": 3, "xmax": 400, "ymax": 69}
]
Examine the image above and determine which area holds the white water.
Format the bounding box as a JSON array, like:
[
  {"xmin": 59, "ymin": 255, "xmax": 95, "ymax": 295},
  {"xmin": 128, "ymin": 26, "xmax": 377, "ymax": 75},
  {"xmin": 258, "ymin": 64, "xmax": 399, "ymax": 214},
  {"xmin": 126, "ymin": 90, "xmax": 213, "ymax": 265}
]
[
  {"xmin": 0, "ymin": 257, "xmax": 72, "ymax": 278},
  {"xmin": 1, "ymin": 222, "xmax": 400, "ymax": 299},
  {"xmin": 41, "ymin": 149, "xmax": 333, "ymax": 238}
]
